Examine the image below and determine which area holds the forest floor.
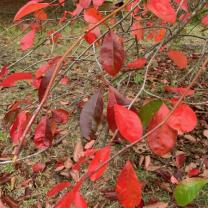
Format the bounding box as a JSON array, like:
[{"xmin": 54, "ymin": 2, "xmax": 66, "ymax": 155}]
[{"xmin": 0, "ymin": 15, "xmax": 208, "ymax": 208}]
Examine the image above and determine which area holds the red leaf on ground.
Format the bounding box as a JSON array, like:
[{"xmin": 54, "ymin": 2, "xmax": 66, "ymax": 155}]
[
  {"xmin": 34, "ymin": 9, "xmax": 48, "ymax": 20},
  {"xmin": 10, "ymin": 111, "xmax": 30, "ymax": 145},
  {"xmin": 0, "ymin": 72, "xmax": 33, "ymax": 87},
  {"xmin": 33, "ymin": 116, "xmax": 53, "ymax": 149},
  {"xmin": 60, "ymin": 76, "xmax": 69, "ymax": 85},
  {"xmin": 84, "ymin": 7, "xmax": 103, "ymax": 24},
  {"xmin": 147, "ymin": 0, "xmax": 176, "ymax": 24},
  {"xmin": 46, "ymin": 181, "xmax": 71, "ymax": 198},
  {"xmin": 164, "ymin": 86, "xmax": 194, "ymax": 96},
  {"xmin": 116, "ymin": 161, "xmax": 142, "ymax": 208},
  {"xmin": 175, "ymin": 152, "xmax": 186, "ymax": 168},
  {"xmin": 147, "ymin": 104, "xmax": 177, "ymax": 156},
  {"xmin": 20, "ymin": 29, "xmax": 36, "ymax": 51},
  {"xmin": 32, "ymin": 162, "xmax": 46, "ymax": 173},
  {"xmin": 127, "ymin": 58, "xmax": 146, "ymax": 70},
  {"xmin": 188, "ymin": 168, "xmax": 201, "ymax": 177},
  {"xmin": 168, "ymin": 103, "xmax": 197, "ymax": 135},
  {"xmin": 84, "ymin": 24, "xmax": 100, "ymax": 44},
  {"xmin": 147, "ymin": 28, "xmax": 166, "ymax": 43},
  {"xmin": 201, "ymin": 14, "xmax": 208, "ymax": 26},
  {"xmin": 114, "ymin": 104, "xmax": 143, "ymax": 143},
  {"xmin": 72, "ymin": 192, "xmax": 88, "ymax": 208},
  {"xmin": 100, "ymin": 31, "xmax": 125, "ymax": 76},
  {"xmin": 131, "ymin": 21, "xmax": 144, "ymax": 41},
  {"xmin": 167, "ymin": 49, "xmax": 188, "ymax": 69},
  {"xmin": 52, "ymin": 109, "xmax": 69, "ymax": 124},
  {"xmin": 14, "ymin": 1, "xmax": 50, "ymax": 21},
  {"xmin": 87, "ymin": 146, "xmax": 111, "ymax": 181}
]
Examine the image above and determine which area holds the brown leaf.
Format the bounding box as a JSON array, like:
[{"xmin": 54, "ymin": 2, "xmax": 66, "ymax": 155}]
[{"xmin": 73, "ymin": 139, "xmax": 84, "ymax": 162}]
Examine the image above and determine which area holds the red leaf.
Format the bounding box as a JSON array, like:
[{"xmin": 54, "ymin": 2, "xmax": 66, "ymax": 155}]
[
  {"xmin": 93, "ymin": 0, "xmax": 104, "ymax": 7},
  {"xmin": 131, "ymin": 21, "xmax": 144, "ymax": 41},
  {"xmin": 60, "ymin": 76, "xmax": 69, "ymax": 85},
  {"xmin": 201, "ymin": 14, "xmax": 208, "ymax": 26},
  {"xmin": 20, "ymin": 29, "xmax": 36, "ymax": 51},
  {"xmin": 72, "ymin": 192, "xmax": 88, "ymax": 208},
  {"xmin": 168, "ymin": 103, "xmax": 197, "ymax": 134},
  {"xmin": 0, "ymin": 72, "xmax": 33, "ymax": 87},
  {"xmin": 147, "ymin": 104, "xmax": 177, "ymax": 156},
  {"xmin": 116, "ymin": 161, "xmax": 142, "ymax": 208},
  {"xmin": 167, "ymin": 49, "xmax": 188, "ymax": 69},
  {"xmin": 174, "ymin": 0, "xmax": 188, "ymax": 12},
  {"xmin": 84, "ymin": 7, "xmax": 103, "ymax": 24},
  {"xmin": 80, "ymin": 90, "xmax": 103, "ymax": 139},
  {"xmin": 100, "ymin": 31, "xmax": 125, "ymax": 76},
  {"xmin": 147, "ymin": 0, "xmax": 176, "ymax": 24},
  {"xmin": 32, "ymin": 162, "xmax": 46, "ymax": 173},
  {"xmin": 147, "ymin": 29, "xmax": 166, "ymax": 43},
  {"xmin": 34, "ymin": 9, "xmax": 48, "ymax": 20},
  {"xmin": 0, "ymin": 65, "xmax": 9, "ymax": 79},
  {"xmin": 114, "ymin": 104, "xmax": 143, "ymax": 143},
  {"xmin": 52, "ymin": 109, "xmax": 69, "ymax": 124},
  {"xmin": 164, "ymin": 86, "xmax": 194, "ymax": 96},
  {"xmin": 10, "ymin": 111, "xmax": 30, "ymax": 145},
  {"xmin": 107, "ymin": 86, "xmax": 131, "ymax": 132},
  {"xmin": 34, "ymin": 116, "xmax": 53, "ymax": 149},
  {"xmin": 14, "ymin": 1, "xmax": 50, "ymax": 21},
  {"xmin": 87, "ymin": 146, "xmax": 111, "ymax": 181},
  {"xmin": 46, "ymin": 181, "xmax": 71, "ymax": 198},
  {"xmin": 127, "ymin": 58, "xmax": 146, "ymax": 70},
  {"xmin": 175, "ymin": 152, "xmax": 186, "ymax": 168},
  {"xmin": 188, "ymin": 168, "xmax": 201, "ymax": 177},
  {"xmin": 80, "ymin": 0, "xmax": 91, "ymax": 8}
]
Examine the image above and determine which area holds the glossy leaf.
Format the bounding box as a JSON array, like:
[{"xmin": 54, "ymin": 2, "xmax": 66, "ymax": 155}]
[
  {"xmin": 84, "ymin": 7, "xmax": 103, "ymax": 24},
  {"xmin": 52, "ymin": 109, "xmax": 69, "ymax": 124},
  {"xmin": 168, "ymin": 49, "xmax": 188, "ymax": 69},
  {"xmin": 116, "ymin": 161, "xmax": 142, "ymax": 208},
  {"xmin": 164, "ymin": 86, "xmax": 194, "ymax": 96},
  {"xmin": 174, "ymin": 178, "xmax": 208, "ymax": 207},
  {"xmin": 80, "ymin": 90, "xmax": 103, "ymax": 140},
  {"xmin": 10, "ymin": 111, "xmax": 30, "ymax": 145},
  {"xmin": 131, "ymin": 22, "xmax": 144, "ymax": 41},
  {"xmin": 14, "ymin": 1, "xmax": 50, "ymax": 21},
  {"xmin": 20, "ymin": 29, "xmax": 36, "ymax": 51},
  {"xmin": 100, "ymin": 31, "xmax": 125, "ymax": 76},
  {"xmin": 127, "ymin": 58, "xmax": 146, "ymax": 70},
  {"xmin": 107, "ymin": 86, "xmax": 131, "ymax": 132},
  {"xmin": 114, "ymin": 104, "xmax": 143, "ymax": 143},
  {"xmin": 33, "ymin": 116, "xmax": 53, "ymax": 149},
  {"xmin": 139, "ymin": 100, "xmax": 163, "ymax": 128},
  {"xmin": 168, "ymin": 103, "xmax": 197, "ymax": 135},
  {"xmin": 87, "ymin": 146, "xmax": 111, "ymax": 181},
  {"xmin": 46, "ymin": 181, "xmax": 71, "ymax": 198},
  {"xmin": 147, "ymin": 0, "xmax": 176, "ymax": 24},
  {"xmin": 147, "ymin": 104, "xmax": 177, "ymax": 156},
  {"xmin": 0, "ymin": 72, "xmax": 33, "ymax": 87}
]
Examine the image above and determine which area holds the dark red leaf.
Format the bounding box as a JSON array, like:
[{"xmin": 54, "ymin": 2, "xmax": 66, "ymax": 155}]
[
  {"xmin": 46, "ymin": 181, "xmax": 71, "ymax": 198},
  {"xmin": 20, "ymin": 29, "xmax": 36, "ymax": 51},
  {"xmin": 33, "ymin": 116, "xmax": 53, "ymax": 149},
  {"xmin": 32, "ymin": 162, "xmax": 46, "ymax": 173},
  {"xmin": 52, "ymin": 109, "xmax": 69, "ymax": 124},
  {"xmin": 114, "ymin": 104, "xmax": 143, "ymax": 143},
  {"xmin": 100, "ymin": 31, "xmax": 125, "ymax": 76},
  {"xmin": 14, "ymin": 1, "xmax": 50, "ymax": 21},
  {"xmin": 175, "ymin": 152, "xmax": 186, "ymax": 168},
  {"xmin": 80, "ymin": 90, "xmax": 103, "ymax": 140},
  {"xmin": 147, "ymin": 104, "xmax": 177, "ymax": 156},
  {"xmin": 84, "ymin": 7, "xmax": 103, "ymax": 24},
  {"xmin": 127, "ymin": 58, "xmax": 146, "ymax": 70},
  {"xmin": 87, "ymin": 146, "xmax": 111, "ymax": 181},
  {"xmin": 116, "ymin": 161, "xmax": 142, "ymax": 208},
  {"xmin": 0, "ymin": 72, "xmax": 33, "ymax": 87},
  {"xmin": 10, "ymin": 111, "xmax": 30, "ymax": 145},
  {"xmin": 188, "ymin": 169, "xmax": 201, "ymax": 177}
]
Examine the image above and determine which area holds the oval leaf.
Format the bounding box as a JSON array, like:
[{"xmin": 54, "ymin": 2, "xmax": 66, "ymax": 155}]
[
  {"xmin": 127, "ymin": 58, "xmax": 146, "ymax": 70},
  {"xmin": 116, "ymin": 161, "xmax": 142, "ymax": 208},
  {"xmin": 20, "ymin": 29, "xmax": 36, "ymax": 51},
  {"xmin": 52, "ymin": 109, "xmax": 69, "ymax": 124},
  {"xmin": 114, "ymin": 104, "xmax": 143, "ymax": 143}
]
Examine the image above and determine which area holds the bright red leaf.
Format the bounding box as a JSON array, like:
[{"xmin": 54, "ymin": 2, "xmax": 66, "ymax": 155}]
[
  {"xmin": 84, "ymin": 7, "xmax": 103, "ymax": 24},
  {"xmin": 20, "ymin": 29, "xmax": 36, "ymax": 51},
  {"xmin": 164, "ymin": 86, "xmax": 194, "ymax": 96},
  {"xmin": 188, "ymin": 168, "xmax": 201, "ymax": 177},
  {"xmin": 168, "ymin": 103, "xmax": 197, "ymax": 135},
  {"xmin": 52, "ymin": 109, "xmax": 69, "ymax": 124},
  {"xmin": 0, "ymin": 72, "xmax": 33, "ymax": 87},
  {"xmin": 34, "ymin": 9, "xmax": 48, "ymax": 20},
  {"xmin": 87, "ymin": 146, "xmax": 111, "ymax": 181},
  {"xmin": 147, "ymin": 104, "xmax": 177, "ymax": 156},
  {"xmin": 14, "ymin": 1, "xmax": 50, "ymax": 21},
  {"xmin": 33, "ymin": 116, "xmax": 53, "ymax": 149},
  {"xmin": 147, "ymin": 0, "xmax": 176, "ymax": 24},
  {"xmin": 127, "ymin": 58, "xmax": 146, "ymax": 70},
  {"xmin": 167, "ymin": 49, "xmax": 188, "ymax": 69},
  {"xmin": 116, "ymin": 161, "xmax": 142, "ymax": 208},
  {"xmin": 100, "ymin": 31, "xmax": 125, "ymax": 76},
  {"xmin": 46, "ymin": 181, "xmax": 71, "ymax": 198},
  {"xmin": 114, "ymin": 104, "xmax": 143, "ymax": 143},
  {"xmin": 32, "ymin": 162, "xmax": 46, "ymax": 173},
  {"xmin": 131, "ymin": 21, "xmax": 144, "ymax": 41},
  {"xmin": 201, "ymin": 14, "xmax": 208, "ymax": 26},
  {"xmin": 10, "ymin": 111, "xmax": 30, "ymax": 145},
  {"xmin": 147, "ymin": 28, "xmax": 166, "ymax": 43},
  {"xmin": 71, "ymin": 192, "xmax": 88, "ymax": 208}
]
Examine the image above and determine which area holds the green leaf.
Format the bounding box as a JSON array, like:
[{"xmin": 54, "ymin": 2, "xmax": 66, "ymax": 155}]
[
  {"xmin": 174, "ymin": 178, "xmax": 208, "ymax": 207},
  {"xmin": 139, "ymin": 100, "xmax": 163, "ymax": 128}
]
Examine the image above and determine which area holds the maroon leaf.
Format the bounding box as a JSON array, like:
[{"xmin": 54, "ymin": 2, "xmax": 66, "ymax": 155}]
[
  {"xmin": 52, "ymin": 109, "xmax": 69, "ymax": 124},
  {"xmin": 100, "ymin": 31, "xmax": 125, "ymax": 76},
  {"xmin": 33, "ymin": 116, "xmax": 53, "ymax": 149},
  {"xmin": 80, "ymin": 90, "xmax": 103, "ymax": 140},
  {"xmin": 87, "ymin": 146, "xmax": 111, "ymax": 181}
]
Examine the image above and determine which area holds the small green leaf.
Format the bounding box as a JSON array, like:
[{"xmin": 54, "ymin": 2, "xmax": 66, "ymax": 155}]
[
  {"xmin": 174, "ymin": 178, "xmax": 208, "ymax": 207},
  {"xmin": 139, "ymin": 100, "xmax": 163, "ymax": 128}
]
